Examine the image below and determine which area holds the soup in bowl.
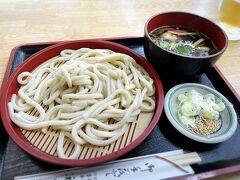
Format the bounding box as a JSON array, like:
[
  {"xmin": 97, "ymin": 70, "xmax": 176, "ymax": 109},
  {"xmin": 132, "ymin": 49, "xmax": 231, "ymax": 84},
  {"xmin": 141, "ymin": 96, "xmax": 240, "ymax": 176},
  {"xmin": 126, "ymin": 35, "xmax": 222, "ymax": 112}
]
[{"xmin": 144, "ymin": 12, "xmax": 228, "ymax": 77}]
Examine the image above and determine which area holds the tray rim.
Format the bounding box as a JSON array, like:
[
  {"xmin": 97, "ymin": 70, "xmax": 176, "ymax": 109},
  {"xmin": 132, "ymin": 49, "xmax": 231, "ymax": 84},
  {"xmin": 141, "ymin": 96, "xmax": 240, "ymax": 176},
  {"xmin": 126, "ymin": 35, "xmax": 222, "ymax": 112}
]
[
  {"xmin": 0, "ymin": 38, "xmax": 164, "ymax": 166},
  {"xmin": 1, "ymin": 36, "xmax": 239, "ymax": 104},
  {"xmin": 1, "ymin": 36, "xmax": 240, "ymax": 179}
]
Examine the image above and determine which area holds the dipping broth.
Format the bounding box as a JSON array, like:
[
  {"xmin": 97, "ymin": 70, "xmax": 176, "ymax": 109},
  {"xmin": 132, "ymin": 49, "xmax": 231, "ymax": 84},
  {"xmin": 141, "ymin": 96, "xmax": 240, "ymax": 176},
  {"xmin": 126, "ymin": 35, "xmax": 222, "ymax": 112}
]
[{"xmin": 150, "ymin": 26, "xmax": 217, "ymax": 57}]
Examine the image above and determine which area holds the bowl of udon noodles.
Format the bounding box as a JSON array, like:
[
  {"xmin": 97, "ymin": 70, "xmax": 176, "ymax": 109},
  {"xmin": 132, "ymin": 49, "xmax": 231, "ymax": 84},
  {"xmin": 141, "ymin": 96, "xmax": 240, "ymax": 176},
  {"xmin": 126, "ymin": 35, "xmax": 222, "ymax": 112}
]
[
  {"xmin": 0, "ymin": 40, "xmax": 164, "ymax": 166},
  {"xmin": 144, "ymin": 12, "xmax": 228, "ymax": 77}
]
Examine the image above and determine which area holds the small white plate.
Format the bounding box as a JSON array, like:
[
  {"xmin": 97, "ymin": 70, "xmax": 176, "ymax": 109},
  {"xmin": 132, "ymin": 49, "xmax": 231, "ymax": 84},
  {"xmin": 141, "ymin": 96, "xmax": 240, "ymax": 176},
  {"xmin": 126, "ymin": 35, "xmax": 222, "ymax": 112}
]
[{"xmin": 164, "ymin": 83, "xmax": 238, "ymax": 143}]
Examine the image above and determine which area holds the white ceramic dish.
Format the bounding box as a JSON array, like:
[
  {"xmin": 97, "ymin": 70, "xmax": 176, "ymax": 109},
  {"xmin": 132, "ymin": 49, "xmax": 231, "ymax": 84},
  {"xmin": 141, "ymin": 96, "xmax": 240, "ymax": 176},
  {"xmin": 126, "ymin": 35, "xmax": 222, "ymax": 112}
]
[{"xmin": 164, "ymin": 83, "xmax": 238, "ymax": 143}]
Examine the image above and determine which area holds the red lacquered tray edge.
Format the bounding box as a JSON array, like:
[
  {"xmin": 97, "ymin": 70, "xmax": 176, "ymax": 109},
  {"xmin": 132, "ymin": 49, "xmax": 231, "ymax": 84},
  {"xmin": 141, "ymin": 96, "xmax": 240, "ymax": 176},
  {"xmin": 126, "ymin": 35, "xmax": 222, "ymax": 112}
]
[
  {"xmin": 1, "ymin": 36, "xmax": 240, "ymax": 179},
  {"xmin": 0, "ymin": 38, "xmax": 164, "ymax": 166}
]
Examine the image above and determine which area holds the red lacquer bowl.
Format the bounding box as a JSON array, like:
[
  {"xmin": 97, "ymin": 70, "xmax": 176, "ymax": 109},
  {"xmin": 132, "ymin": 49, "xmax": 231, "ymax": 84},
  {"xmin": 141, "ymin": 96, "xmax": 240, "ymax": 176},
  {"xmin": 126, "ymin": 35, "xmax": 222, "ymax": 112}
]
[{"xmin": 0, "ymin": 40, "xmax": 164, "ymax": 166}]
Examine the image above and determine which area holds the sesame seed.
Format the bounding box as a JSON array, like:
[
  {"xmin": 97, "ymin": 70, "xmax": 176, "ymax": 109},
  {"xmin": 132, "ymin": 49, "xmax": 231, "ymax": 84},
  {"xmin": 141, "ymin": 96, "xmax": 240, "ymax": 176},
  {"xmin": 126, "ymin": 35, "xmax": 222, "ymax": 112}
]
[{"xmin": 188, "ymin": 117, "xmax": 220, "ymax": 136}]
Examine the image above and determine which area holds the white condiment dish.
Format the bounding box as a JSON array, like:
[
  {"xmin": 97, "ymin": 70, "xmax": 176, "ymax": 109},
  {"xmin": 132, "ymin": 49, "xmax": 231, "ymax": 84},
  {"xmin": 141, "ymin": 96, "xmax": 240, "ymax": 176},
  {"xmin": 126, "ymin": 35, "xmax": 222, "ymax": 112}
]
[{"xmin": 164, "ymin": 83, "xmax": 238, "ymax": 143}]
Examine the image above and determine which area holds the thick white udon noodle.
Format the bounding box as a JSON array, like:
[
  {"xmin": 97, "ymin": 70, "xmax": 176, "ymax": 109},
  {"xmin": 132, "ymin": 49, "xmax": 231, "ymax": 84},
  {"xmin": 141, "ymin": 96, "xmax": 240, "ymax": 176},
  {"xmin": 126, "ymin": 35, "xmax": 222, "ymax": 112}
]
[{"xmin": 8, "ymin": 48, "xmax": 155, "ymax": 159}]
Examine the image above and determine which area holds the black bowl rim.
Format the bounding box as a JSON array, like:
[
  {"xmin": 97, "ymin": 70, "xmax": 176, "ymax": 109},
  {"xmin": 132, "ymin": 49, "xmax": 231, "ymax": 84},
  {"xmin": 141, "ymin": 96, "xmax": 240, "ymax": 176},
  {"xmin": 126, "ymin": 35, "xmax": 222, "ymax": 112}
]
[{"xmin": 144, "ymin": 11, "xmax": 228, "ymax": 60}]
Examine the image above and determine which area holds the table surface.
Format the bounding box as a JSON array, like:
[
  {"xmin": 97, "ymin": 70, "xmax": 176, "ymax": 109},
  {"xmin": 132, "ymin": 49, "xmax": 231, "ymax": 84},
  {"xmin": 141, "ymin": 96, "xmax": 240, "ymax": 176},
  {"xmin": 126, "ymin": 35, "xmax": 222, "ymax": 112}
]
[{"xmin": 0, "ymin": 0, "xmax": 240, "ymax": 179}]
